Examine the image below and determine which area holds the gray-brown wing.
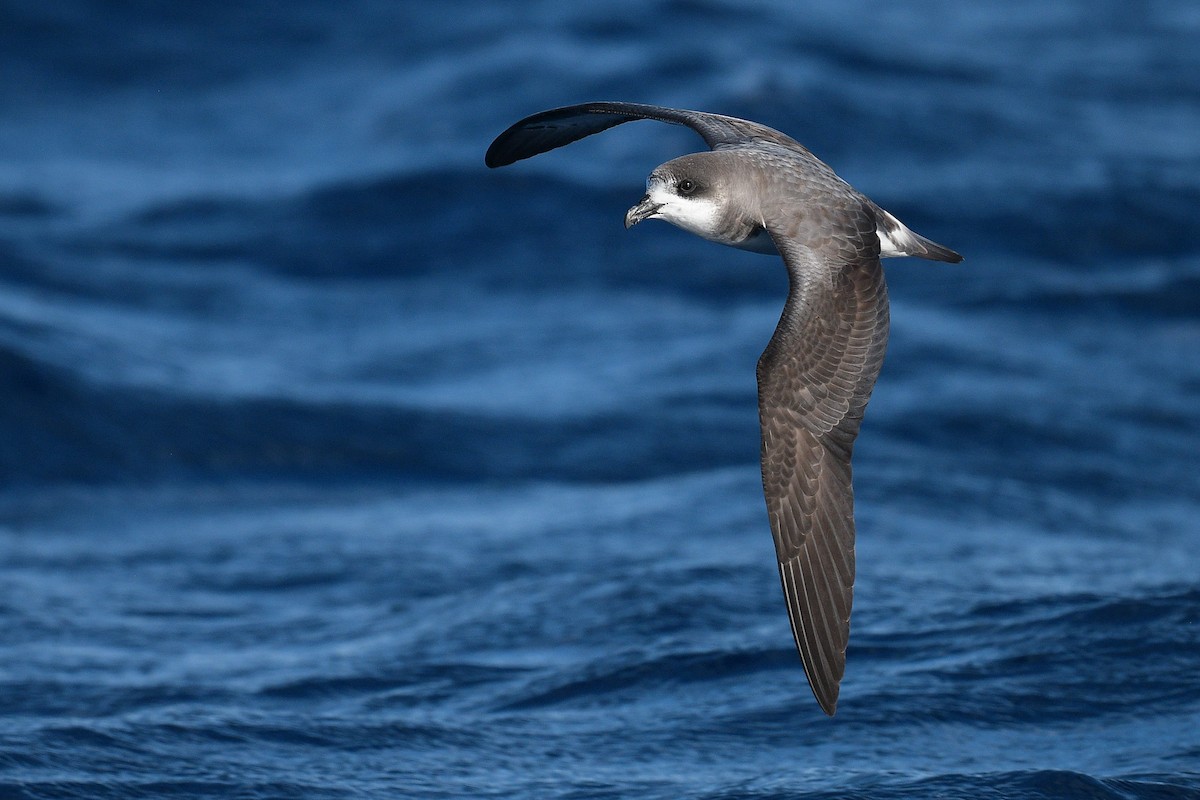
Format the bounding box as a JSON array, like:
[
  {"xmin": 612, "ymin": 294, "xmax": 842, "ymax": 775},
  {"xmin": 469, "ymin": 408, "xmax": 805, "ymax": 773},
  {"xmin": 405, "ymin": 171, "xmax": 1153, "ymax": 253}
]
[
  {"xmin": 485, "ymin": 101, "xmax": 804, "ymax": 168},
  {"xmin": 758, "ymin": 222, "xmax": 890, "ymax": 715}
]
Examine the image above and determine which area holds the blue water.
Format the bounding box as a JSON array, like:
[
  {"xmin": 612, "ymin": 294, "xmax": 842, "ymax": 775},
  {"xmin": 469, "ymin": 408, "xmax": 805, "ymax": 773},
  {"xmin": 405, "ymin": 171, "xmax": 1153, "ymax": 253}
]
[{"xmin": 2, "ymin": 1, "xmax": 1199, "ymax": 797}]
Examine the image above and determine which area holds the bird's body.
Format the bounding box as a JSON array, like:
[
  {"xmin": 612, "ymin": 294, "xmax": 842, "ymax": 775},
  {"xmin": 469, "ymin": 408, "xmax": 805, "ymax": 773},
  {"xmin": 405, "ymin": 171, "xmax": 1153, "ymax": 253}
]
[{"xmin": 486, "ymin": 102, "xmax": 961, "ymax": 715}]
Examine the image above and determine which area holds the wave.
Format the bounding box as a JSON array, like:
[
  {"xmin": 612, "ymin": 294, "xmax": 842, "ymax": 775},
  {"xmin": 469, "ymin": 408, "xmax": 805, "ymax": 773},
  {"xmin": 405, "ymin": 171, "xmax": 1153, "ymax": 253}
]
[
  {"xmin": 800, "ymin": 770, "xmax": 1200, "ymax": 800},
  {"xmin": 850, "ymin": 587, "xmax": 1200, "ymax": 725},
  {"xmin": 0, "ymin": 342, "xmax": 755, "ymax": 485}
]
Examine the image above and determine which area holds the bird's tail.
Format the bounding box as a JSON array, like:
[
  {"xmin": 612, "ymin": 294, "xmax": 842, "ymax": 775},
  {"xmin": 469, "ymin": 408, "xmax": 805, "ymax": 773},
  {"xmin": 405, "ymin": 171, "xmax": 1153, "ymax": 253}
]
[{"xmin": 874, "ymin": 206, "xmax": 963, "ymax": 263}]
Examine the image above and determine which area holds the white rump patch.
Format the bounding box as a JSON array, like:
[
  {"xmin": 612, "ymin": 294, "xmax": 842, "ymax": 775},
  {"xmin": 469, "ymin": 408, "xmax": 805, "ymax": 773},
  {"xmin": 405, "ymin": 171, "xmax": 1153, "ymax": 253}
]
[{"xmin": 876, "ymin": 209, "xmax": 918, "ymax": 258}]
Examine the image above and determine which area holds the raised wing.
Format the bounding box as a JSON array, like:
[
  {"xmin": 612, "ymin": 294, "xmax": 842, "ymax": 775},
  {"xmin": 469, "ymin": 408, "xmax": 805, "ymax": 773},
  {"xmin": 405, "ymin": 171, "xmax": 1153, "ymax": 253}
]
[
  {"xmin": 485, "ymin": 101, "xmax": 804, "ymax": 168},
  {"xmin": 757, "ymin": 222, "xmax": 890, "ymax": 715}
]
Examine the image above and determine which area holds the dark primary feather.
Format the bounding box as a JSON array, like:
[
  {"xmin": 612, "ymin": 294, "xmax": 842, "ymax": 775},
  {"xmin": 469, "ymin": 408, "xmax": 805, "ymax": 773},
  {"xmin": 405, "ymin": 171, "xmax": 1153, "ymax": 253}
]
[
  {"xmin": 758, "ymin": 228, "xmax": 889, "ymax": 715},
  {"xmin": 484, "ymin": 101, "xmax": 807, "ymax": 167}
]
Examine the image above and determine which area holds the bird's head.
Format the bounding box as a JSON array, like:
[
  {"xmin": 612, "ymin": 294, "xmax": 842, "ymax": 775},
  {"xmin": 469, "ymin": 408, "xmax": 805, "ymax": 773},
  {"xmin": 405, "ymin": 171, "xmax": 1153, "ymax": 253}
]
[{"xmin": 624, "ymin": 153, "xmax": 726, "ymax": 239}]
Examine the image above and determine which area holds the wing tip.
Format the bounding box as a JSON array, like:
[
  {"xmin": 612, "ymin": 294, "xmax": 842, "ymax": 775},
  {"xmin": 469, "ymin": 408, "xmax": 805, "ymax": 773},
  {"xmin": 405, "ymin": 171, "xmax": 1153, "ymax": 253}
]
[
  {"xmin": 778, "ymin": 560, "xmax": 846, "ymax": 716},
  {"xmin": 804, "ymin": 650, "xmax": 843, "ymax": 717},
  {"xmin": 484, "ymin": 102, "xmax": 633, "ymax": 170},
  {"xmin": 484, "ymin": 101, "xmax": 724, "ymax": 171},
  {"xmin": 814, "ymin": 684, "xmax": 840, "ymax": 716},
  {"xmin": 799, "ymin": 643, "xmax": 843, "ymax": 716},
  {"xmin": 483, "ymin": 145, "xmax": 510, "ymax": 169}
]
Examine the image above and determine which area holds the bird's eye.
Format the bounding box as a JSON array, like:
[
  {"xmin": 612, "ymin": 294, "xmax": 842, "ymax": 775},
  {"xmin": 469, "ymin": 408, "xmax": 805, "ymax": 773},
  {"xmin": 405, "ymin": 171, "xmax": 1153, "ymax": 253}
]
[{"xmin": 677, "ymin": 179, "xmax": 697, "ymax": 195}]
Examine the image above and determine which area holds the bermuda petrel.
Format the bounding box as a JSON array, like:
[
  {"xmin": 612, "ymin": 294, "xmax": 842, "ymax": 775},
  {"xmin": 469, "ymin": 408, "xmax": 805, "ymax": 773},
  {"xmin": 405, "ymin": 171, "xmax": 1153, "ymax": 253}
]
[{"xmin": 486, "ymin": 102, "xmax": 961, "ymax": 715}]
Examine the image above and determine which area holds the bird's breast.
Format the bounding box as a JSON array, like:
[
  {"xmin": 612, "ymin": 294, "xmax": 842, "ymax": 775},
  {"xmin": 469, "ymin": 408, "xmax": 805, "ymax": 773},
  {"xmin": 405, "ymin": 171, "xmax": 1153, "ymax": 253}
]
[{"xmin": 728, "ymin": 226, "xmax": 779, "ymax": 255}]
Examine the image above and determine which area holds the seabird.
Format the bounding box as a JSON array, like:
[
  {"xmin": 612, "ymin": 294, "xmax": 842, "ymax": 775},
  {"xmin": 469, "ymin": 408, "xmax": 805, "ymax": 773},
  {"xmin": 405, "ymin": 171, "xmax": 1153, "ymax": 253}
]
[{"xmin": 486, "ymin": 102, "xmax": 961, "ymax": 715}]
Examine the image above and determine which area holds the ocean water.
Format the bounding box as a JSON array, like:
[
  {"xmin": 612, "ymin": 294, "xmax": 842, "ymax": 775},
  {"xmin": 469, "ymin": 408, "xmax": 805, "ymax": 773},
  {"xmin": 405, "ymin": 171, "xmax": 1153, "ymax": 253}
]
[{"xmin": 2, "ymin": 1, "xmax": 1199, "ymax": 797}]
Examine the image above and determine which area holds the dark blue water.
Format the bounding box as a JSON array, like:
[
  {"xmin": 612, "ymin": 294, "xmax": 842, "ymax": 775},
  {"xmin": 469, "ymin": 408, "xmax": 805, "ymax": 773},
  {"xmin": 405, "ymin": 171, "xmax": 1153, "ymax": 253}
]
[{"xmin": 2, "ymin": 2, "xmax": 1199, "ymax": 797}]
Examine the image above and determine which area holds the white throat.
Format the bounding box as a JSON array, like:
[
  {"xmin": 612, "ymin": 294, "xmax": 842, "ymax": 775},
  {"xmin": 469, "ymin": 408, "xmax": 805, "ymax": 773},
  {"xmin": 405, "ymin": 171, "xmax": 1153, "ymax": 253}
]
[{"xmin": 646, "ymin": 184, "xmax": 722, "ymax": 239}]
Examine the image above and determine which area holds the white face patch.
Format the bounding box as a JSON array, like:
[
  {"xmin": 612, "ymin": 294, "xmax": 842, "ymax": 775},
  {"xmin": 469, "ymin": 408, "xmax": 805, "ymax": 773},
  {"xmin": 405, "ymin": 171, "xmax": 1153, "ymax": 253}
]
[{"xmin": 645, "ymin": 181, "xmax": 722, "ymax": 240}]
